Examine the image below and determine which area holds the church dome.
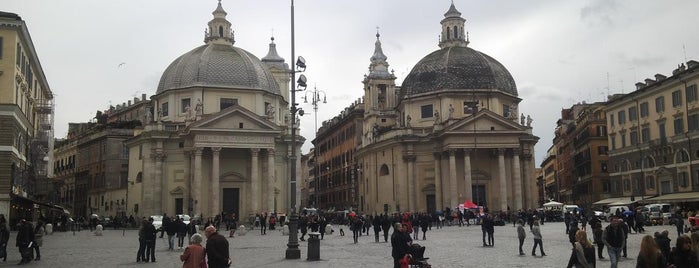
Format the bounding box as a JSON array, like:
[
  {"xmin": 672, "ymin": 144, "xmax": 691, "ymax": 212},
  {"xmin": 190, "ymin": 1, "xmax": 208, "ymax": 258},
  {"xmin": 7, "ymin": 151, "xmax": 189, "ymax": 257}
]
[
  {"xmin": 156, "ymin": 44, "xmax": 280, "ymax": 94},
  {"xmin": 400, "ymin": 46, "xmax": 517, "ymax": 98},
  {"xmin": 156, "ymin": 1, "xmax": 280, "ymax": 95}
]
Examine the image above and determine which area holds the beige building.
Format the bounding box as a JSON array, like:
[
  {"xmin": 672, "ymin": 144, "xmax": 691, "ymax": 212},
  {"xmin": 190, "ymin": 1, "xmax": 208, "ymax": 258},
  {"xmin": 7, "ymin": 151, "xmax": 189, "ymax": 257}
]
[
  {"xmin": 0, "ymin": 11, "xmax": 55, "ymax": 225},
  {"xmin": 356, "ymin": 3, "xmax": 539, "ymax": 214},
  {"xmin": 124, "ymin": 2, "xmax": 301, "ymax": 220},
  {"xmin": 606, "ymin": 60, "xmax": 699, "ymax": 198}
]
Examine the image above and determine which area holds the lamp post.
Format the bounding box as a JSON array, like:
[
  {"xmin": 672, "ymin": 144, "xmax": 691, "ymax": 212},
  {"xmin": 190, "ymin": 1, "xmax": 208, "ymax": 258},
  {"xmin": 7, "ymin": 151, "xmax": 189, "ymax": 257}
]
[
  {"xmin": 286, "ymin": 0, "xmax": 307, "ymax": 259},
  {"xmin": 304, "ymin": 86, "xmax": 326, "ymax": 208}
]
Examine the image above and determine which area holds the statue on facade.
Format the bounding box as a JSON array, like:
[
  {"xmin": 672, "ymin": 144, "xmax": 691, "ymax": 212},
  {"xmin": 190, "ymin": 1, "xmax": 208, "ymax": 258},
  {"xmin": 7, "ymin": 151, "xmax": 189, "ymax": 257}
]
[
  {"xmin": 184, "ymin": 105, "xmax": 193, "ymax": 120},
  {"xmin": 195, "ymin": 99, "xmax": 203, "ymax": 116},
  {"xmin": 144, "ymin": 107, "xmax": 152, "ymax": 124},
  {"xmin": 266, "ymin": 104, "xmax": 275, "ymax": 118},
  {"xmin": 448, "ymin": 104, "xmax": 455, "ymax": 119},
  {"xmin": 527, "ymin": 115, "xmax": 533, "ymax": 127},
  {"xmin": 520, "ymin": 113, "xmax": 525, "ymax": 125},
  {"xmin": 406, "ymin": 115, "xmax": 412, "ymax": 127},
  {"xmin": 434, "ymin": 112, "xmax": 440, "ymax": 125}
]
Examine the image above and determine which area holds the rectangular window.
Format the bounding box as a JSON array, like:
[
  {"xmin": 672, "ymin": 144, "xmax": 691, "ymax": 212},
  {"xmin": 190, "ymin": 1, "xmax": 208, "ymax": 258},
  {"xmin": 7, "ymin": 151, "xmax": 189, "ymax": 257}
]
[
  {"xmin": 611, "ymin": 136, "xmax": 616, "ymax": 150},
  {"xmin": 659, "ymin": 122, "xmax": 666, "ymax": 140},
  {"xmin": 630, "ymin": 131, "xmax": 638, "ymax": 145},
  {"xmin": 641, "ymin": 127, "xmax": 650, "ymax": 143},
  {"xmin": 628, "ymin": 106, "xmax": 637, "ymax": 121},
  {"xmin": 618, "ymin": 111, "xmax": 626, "ymax": 125},
  {"xmin": 621, "ymin": 133, "xmax": 626, "ymax": 147},
  {"xmin": 16, "ymin": 43, "xmax": 21, "ymax": 67},
  {"xmin": 463, "ymin": 101, "xmax": 478, "ymax": 114},
  {"xmin": 0, "ymin": 37, "xmax": 3, "ymax": 59},
  {"xmin": 503, "ymin": 104, "xmax": 511, "ymax": 118},
  {"xmin": 673, "ymin": 90, "xmax": 683, "ymax": 107},
  {"xmin": 646, "ymin": 176, "xmax": 655, "ymax": 189},
  {"xmin": 687, "ymin": 84, "xmax": 698, "ymax": 103},
  {"xmin": 220, "ymin": 98, "xmax": 238, "ymax": 110},
  {"xmin": 674, "ymin": 117, "xmax": 684, "ymax": 135},
  {"xmin": 609, "ymin": 114, "xmax": 615, "ymax": 127},
  {"xmin": 656, "ymin": 96, "xmax": 665, "ymax": 113},
  {"xmin": 679, "ymin": 172, "xmax": 689, "ymax": 187},
  {"xmin": 161, "ymin": 102, "xmax": 168, "ymax": 116},
  {"xmin": 181, "ymin": 98, "xmax": 191, "ymax": 113},
  {"xmin": 421, "ymin": 104, "xmax": 433, "ymax": 119},
  {"xmin": 640, "ymin": 102, "xmax": 649, "ymax": 117},
  {"xmin": 598, "ymin": 146, "xmax": 608, "ymax": 155},
  {"xmin": 597, "ymin": 125, "xmax": 607, "ymax": 136},
  {"xmin": 690, "ymin": 114, "xmax": 699, "ymax": 131}
]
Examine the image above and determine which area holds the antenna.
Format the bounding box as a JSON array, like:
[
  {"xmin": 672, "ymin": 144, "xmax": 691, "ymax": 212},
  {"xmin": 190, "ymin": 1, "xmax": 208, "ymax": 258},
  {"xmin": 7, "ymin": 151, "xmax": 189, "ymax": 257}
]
[
  {"xmin": 606, "ymin": 72, "xmax": 610, "ymax": 95},
  {"xmin": 684, "ymin": 44, "xmax": 688, "ymax": 63}
]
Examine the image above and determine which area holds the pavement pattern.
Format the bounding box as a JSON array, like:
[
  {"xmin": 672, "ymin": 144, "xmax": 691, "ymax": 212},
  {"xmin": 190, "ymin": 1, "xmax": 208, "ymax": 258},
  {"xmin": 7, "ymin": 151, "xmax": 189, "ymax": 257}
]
[{"xmin": 0, "ymin": 221, "xmax": 680, "ymax": 267}]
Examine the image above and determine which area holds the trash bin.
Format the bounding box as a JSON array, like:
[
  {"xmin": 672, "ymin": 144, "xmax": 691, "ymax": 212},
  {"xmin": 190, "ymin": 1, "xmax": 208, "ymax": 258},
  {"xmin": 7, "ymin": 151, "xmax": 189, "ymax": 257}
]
[
  {"xmin": 307, "ymin": 232, "xmax": 320, "ymax": 261},
  {"xmin": 663, "ymin": 216, "xmax": 670, "ymax": 225}
]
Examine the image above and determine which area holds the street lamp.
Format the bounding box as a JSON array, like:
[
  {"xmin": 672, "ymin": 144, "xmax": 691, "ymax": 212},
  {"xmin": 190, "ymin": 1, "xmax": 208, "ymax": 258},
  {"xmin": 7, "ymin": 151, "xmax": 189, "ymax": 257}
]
[
  {"xmin": 304, "ymin": 86, "xmax": 327, "ymax": 208},
  {"xmin": 286, "ymin": 0, "xmax": 306, "ymax": 259}
]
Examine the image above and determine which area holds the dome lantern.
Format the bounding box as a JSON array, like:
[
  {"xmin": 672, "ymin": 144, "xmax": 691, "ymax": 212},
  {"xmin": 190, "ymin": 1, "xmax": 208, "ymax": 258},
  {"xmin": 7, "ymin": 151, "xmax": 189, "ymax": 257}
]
[
  {"xmin": 205, "ymin": 0, "xmax": 235, "ymax": 45},
  {"xmin": 367, "ymin": 30, "xmax": 394, "ymax": 79},
  {"xmin": 439, "ymin": 1, "xmax": 468, "ymax": 48}
]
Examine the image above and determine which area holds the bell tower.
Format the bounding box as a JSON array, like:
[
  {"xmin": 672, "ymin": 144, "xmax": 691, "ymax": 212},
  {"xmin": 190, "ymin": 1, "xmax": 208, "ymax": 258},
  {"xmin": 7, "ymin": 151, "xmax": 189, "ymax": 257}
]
[
  {"xmin": 439, "ymin": 1, "xmax": 469, "ymax": 48},
  {"xmin": 362, "ymin": 30, "xmax": 397, "ymax": 143}
]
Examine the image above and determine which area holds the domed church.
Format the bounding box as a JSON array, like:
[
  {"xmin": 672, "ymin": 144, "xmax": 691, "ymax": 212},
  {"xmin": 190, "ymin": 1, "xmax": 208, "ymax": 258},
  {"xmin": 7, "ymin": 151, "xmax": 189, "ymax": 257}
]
[
  {"xmin": 357, "ymin": 2, "xmax": 539, "ymax": 214},
  {"xmin": 126, "ymin": 1, "xmax": 301, "ymax": 219}
]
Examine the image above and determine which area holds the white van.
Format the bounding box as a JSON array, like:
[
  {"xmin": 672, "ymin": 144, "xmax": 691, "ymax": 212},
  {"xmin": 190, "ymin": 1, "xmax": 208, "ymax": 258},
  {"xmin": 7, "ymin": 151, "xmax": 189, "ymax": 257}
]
[
  {"xmin": 646, "ymin": 203, "xmax": 673, "ymax": 223},
  {"xmin": 562, "ymin": 205, "xmax": 580, "ymax": 218},
  {"xmin": 604, "ymin": 205, "xmax": 629, "ymax": 220}
]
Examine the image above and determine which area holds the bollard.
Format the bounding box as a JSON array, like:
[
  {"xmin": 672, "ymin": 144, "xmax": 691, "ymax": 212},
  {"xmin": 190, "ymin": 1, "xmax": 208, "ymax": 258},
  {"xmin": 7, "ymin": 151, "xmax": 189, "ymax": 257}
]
[{"xmin": 307, "ymin": 232, "xmax": 320, "ymax": 261}]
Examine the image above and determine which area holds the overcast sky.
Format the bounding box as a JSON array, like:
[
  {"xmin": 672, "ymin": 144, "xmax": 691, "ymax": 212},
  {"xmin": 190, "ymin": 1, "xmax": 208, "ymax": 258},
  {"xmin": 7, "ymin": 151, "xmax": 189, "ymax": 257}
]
[{"xmin": 5, "ymin": 0, "xmax": 699, "ymax": 165}]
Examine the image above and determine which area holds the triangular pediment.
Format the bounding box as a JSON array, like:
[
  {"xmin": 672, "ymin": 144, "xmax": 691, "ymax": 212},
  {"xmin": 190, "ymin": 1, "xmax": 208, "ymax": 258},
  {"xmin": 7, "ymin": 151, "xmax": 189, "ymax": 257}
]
[
  {"xmin": 185, "ymin": 105, "xmax": 280, "ymax": 133},
  {"xmin": 441, "ymin": 109, "xmax": 526, "ymax": 134},
  {"xmin": 170, "ymin": 186, "xmax": 185, "ymax": 195}
]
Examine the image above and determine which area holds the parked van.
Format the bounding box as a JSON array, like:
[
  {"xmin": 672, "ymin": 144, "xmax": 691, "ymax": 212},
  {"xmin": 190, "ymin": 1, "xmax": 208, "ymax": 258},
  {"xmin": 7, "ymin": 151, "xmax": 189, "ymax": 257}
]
[
  {"xmin": 646, "ymin": 203, "xmax": 673, "ymax": 224},
  {"xmin": 604, "ymin": 205, "xmax": 629, "ymax": 220}
]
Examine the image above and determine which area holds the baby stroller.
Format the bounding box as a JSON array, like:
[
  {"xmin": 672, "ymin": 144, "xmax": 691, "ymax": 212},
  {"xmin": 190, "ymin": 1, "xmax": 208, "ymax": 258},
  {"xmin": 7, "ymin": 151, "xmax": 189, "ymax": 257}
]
[{"xmin": 405, "ymin": 243, "xmax": 431, "ymax": 268}]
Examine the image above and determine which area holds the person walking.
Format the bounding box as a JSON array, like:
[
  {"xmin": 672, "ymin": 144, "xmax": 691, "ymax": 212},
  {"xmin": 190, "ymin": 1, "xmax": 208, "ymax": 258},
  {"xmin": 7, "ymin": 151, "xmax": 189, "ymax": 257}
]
[
  {"xmin": 166, "ymin": 217, "xmax": 177, "ymax": 250},
  {"xmin": 381, "ymin": 215, "xmax": 392, "ymax": 242},
  {"xmin": 137, "ymin": 219, "xmax": 147, "ymax": 263},
  {"xmin": 160, "ymin": 213, "xmax": 170, "ymax": 238},
  {"xmin": 319, "ymin": 216, "xmax": 327, "ymax": 240},
  {"xmin": 603, "ymin": 217, "xmax": 625, "ymax": 268},
  {"xmin": 16, "ymin": 219, "xmax": 34, "ymax": 265},
  {"xmin": 144, "ymin": 217, "xmax": 158, "ymax": 263},
  {"xmin": 654, "ymin": 230, "xmax": 672, "ymax": 263},
  {"xmin": 299, "ymin": 216, "xmax": 308, "ymax": 241},
  {"xmin": 483, "ymin": 214, "xmax": 495, "ymax": 247},
  {"xmin": 390, "ymin": 223, "xmax": 411, "ymax": 268},
  {"xmin": 531, "ymin": 220, "xmax": 546, "ymax": 257},
  {"xmin": 412, "ymin": 215, "xmax": 420, "ymax": 240},
  {"xmin": 569, "ymin": 221, "xmax": 580, "ymax": 248},
  {"xmin": 352, "ymin": 216, "xmax": 363, "ymax": 244},
  {"xmin": 420, "ymin": 214, "xmax": 429, "ymax": 240},
  {"xmin": 373, "ymin": 215, "xmax": 381, "ymax": 242},
  {"xmin": 566, "ymin": 230, "xmax": 595, "ymax": 268},
  {"xmin": 176, "ymin": 217, "xmax": 188, "ymax": 249},
  {"xmin": 180, "ymin": 233, "xmax": 206, "ymax": 268},
  {"xmin": 589, "ymin": 215, "xmax": 605, "ymax": 260},
  {"xmin": 636, "ymin": 234, "xmax": 667, "ymax": 268},
  {"xmin": 517, "ymin": 220, "xmax": 526, "ymax": 256},
  {"xmin": 0, "ymin": 222, "xmax": 9, "ymax": 262},
  {"xmin": 204, "ymin": 226, "xmax": 230, "ymax": 268},
  {"xmin": 259, "ymin": 213, "xmax": 267, "ymax": 235},
  {"xmin": 32, "ymin": 221, "xmax": 45, "ymax": 261}
]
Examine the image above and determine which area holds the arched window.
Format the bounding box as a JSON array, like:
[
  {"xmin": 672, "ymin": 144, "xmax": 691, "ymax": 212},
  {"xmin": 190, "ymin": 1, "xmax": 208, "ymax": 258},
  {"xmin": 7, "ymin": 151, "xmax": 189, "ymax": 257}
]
[
  {"xmin": 136, "ymin": 172, "xmax": 143, "ymax": 183},
  {"xmin": 642, "ymin": 156, "xmax": 656, "ymax": 169},
  {"xmin": 453, "ymin": 27, "xmax": 458, "ymax": 39},
  {"xmin": 379, "ymin": 164, "xmax": 390, "ymax": 176},
  {"xmin": 219, "ymin": 26, "xmax": 224, "ymax": 37},
  {"xmin": 676, "ymin": 150, "xmax": 690, "ymax": 163},
  {"xmin": 446, "ymin": 27, "xmax": 451, "ymax": 39}
]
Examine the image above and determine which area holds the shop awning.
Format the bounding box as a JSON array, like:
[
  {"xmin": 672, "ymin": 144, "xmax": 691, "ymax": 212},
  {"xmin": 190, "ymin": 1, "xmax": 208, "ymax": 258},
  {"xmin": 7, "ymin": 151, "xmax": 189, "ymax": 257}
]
[
  {"xmin": 592, "ymin": 196, "xmax": 654, "ymax": 206},
  {"xmin": 638, "ymin": 192, "xmax": 699, "ymax": 203}
]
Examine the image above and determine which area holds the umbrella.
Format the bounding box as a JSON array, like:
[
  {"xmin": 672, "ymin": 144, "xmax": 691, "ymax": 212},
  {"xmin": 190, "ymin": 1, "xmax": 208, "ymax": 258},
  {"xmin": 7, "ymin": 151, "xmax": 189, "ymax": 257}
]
[
  {"xmin": 90, "ymin": 214, "xmax": 99, "ymax": 219},
  {"xmin": 623, "ymin": 210, "xmax": 634, "ymax": 216},
  {"xmin": 463, "ymin": 200, "xmax": 478, "ymax": 209},
  {"xmin": 348, "ymin": 211, "xmax": 356, "ymax": 218}
]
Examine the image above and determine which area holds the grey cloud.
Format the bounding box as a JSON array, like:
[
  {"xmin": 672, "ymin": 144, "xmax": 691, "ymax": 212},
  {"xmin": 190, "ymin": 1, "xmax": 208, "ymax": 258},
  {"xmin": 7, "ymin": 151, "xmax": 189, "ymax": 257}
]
[{"xmin": 580, "ymin": 0, "xmax": 619, "ymax": 27}]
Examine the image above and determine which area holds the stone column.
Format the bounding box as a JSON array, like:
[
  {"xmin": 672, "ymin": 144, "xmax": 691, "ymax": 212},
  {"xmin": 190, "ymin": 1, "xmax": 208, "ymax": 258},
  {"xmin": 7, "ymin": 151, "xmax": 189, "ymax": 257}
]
[
  {"xmin": 211, "ymin": 147, "xmax": 221, "ymax": 217},
  {"xmin": 433, "ymin": 152, "xmax": 442, "ymax": 211},
  {"xmin": 183, "ymin": 150, "xmax": 191, "ymax": 215},
  {"xmin": 251, "ymin": 148, "xmax": 260, "ymax": 213},
  {"xmin": 523, "ymin": 151, "xmax": 535, "ymax": 208},
  {"xmin": 193, "ymin": 147, "xmax": 203, "ymax": 217},
  {"xmin": 153, "ymin": 150, "xmax": 164, "ymax": 214},
  {"xmin": 463, "ymin": 149, "xmax": 473, "ymax": 202},
  {"xmin": 448, "ymin": 150, "xmax": 457, "ymax": 209},
  {"xmin": 497, "ymin": 148, "xmax": 508, "ymax": 211},
  {"xmin": 404, "ymin": 155, "xmax": 417, "ymax": 211},
  {"xmin": 267, "ymin": 149, "xmax": 276, "ymax": 212},
  {"xmin": 512, "ymin": 149, "xmax": 522, "ymax": 210}
]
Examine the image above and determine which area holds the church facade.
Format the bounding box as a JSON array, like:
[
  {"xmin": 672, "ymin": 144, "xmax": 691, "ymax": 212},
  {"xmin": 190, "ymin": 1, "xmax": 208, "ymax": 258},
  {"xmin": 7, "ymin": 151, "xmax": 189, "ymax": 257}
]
[
  {"xmin": 125, "ymin": 2, "xmax": 301, "ymax": 220},
  {"xmin": 356, "ymin": 3, "xmax": 539, "ymax": 214}
]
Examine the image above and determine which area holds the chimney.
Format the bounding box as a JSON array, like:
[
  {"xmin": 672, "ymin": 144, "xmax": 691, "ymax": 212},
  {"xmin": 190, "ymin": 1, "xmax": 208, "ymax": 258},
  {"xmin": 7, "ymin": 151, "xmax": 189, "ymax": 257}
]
[
  {"xmin": 128, "ymin": 100, "xmax": 132, "ymax": 106},
  {"xmin": 142, "ymin": 93, "xmax": 147, "ymax": 101},
  {"xmin": 688, "ymin": 60, "xmax": 699, "ymax": 69},
  {"xmin": 654, "ymin": 74, "xmax": 667, "ymax": 81},
  {"xmin": 644, "ymin": 78, "xmax": 655, "ymax": 86},
  {"xmin": 116, "ymin": 104, "xmax": 121, "ymax": 110},
  {"xmin": 635, "ymin": 82, "xmax": 646, "ymax": 90}
]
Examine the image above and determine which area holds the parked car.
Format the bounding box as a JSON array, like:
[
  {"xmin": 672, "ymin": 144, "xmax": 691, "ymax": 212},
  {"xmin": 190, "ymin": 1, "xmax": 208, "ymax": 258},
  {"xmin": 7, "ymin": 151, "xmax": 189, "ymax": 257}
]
[
  {"xmin": 647, "ymin": 203, "xmax": 673, "ymax": 225},
  {"xmin": 150, "ymin": 215, "xmax": 163, "ymax": 230},
  {"xmin": 604, "ymin": 205, "xmax": 629, "ymax": 221},
  {"xmin": 101, "ymin": 217, "xmax": 114, "ymax": 228}
]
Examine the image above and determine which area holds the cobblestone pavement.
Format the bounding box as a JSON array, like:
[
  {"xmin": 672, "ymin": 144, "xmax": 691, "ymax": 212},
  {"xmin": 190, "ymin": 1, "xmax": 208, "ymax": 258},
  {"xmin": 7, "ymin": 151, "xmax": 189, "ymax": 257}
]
[{"xmin": 0, "ymin": 222, "xmax": 678, "ymax": 267}]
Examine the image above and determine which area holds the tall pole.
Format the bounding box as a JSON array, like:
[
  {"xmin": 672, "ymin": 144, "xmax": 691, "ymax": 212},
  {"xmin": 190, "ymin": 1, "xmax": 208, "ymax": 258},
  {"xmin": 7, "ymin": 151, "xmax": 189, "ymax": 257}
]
[{"xmin": 285, "ymin": 0, "xmax": 301, "ymax": 259}]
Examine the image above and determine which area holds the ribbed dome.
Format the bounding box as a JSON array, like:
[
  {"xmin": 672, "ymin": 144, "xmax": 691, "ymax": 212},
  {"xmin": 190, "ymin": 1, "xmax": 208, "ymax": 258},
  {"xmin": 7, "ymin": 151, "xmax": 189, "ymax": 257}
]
[
  {"xmin": 156, "ymin": 43, "xmax": 280, "ymax": 94},
  {"xmin": 400, "ymin": 46, "xmax": 517, "ymax": 98}
]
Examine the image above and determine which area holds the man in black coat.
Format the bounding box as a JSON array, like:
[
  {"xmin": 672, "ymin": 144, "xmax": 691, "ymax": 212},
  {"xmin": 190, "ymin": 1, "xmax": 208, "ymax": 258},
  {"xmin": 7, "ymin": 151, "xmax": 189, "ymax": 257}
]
[
  {"xmin": 381, "ymin": 215, "xmax": 392, "ymax": 242},
  {"xmin": 16, "ymin": 219, "xmax": 34, "ymax": 265},
  {"xmin": 205, "ymin": 226, "xmax": 230, "ymax": 268},
  {"xmin": 143, "ymin": 218, "xmax": 157, "ymax": 262},
  {"xmin": 391, "ymin": 223, "xmax": 411, "ymax": 268}
]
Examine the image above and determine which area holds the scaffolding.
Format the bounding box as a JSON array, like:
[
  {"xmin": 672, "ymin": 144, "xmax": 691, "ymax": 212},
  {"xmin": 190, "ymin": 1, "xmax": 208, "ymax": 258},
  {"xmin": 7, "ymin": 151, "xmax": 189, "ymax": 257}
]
[{"xmin": 32, "ymin": 97, "xmax": 55, "ymax": 201}]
